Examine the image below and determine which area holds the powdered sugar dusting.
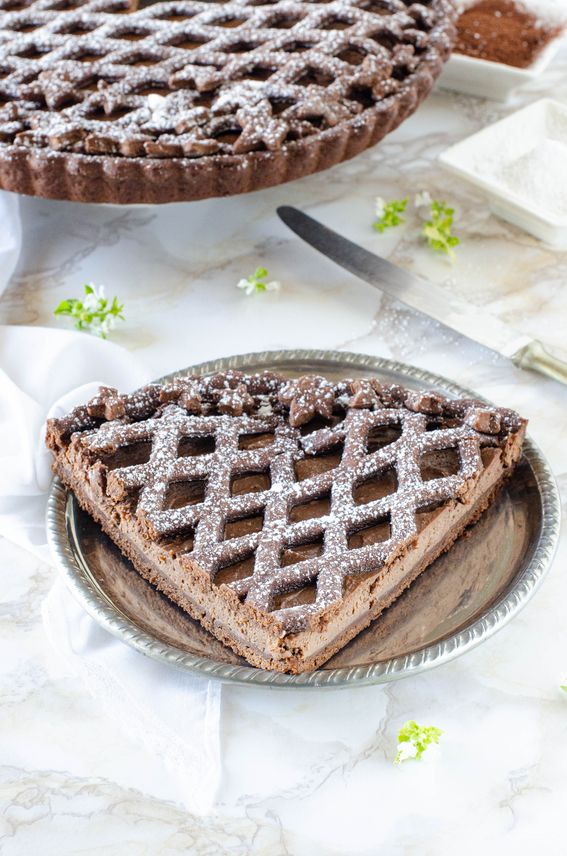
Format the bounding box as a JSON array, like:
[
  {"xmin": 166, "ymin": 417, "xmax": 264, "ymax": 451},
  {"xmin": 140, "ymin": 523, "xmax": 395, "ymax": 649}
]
[{"xmin": 0, "ymin": 0, "xmax": 455, "ymax": 159}]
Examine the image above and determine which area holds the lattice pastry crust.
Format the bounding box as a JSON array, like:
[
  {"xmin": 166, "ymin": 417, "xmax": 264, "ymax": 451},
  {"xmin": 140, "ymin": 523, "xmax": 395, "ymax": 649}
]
[
  {"xmin": 46, "ymin": 371, "xmax": 526, "ymax": 672},
  {"xmin": 0, "ymin": 0, "xmax": 456, "ymax": 202}
]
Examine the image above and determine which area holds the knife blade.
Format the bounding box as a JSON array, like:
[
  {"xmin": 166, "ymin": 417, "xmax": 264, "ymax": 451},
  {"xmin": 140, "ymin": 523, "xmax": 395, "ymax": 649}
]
[{"xmin": 277, "ymin": 206, "xmax": 567, "ymax": 387}]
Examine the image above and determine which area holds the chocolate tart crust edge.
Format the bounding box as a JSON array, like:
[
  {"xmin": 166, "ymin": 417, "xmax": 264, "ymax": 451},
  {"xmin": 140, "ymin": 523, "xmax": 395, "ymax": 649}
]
[{"xmin": 0, "ymin": 37, "xmax": 453, "ymax": 205}]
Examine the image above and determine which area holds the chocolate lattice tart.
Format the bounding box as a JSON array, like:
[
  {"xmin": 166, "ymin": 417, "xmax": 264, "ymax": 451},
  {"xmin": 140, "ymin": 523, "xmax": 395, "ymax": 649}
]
[
  {"xmin": 0, "ymin": 0, "xmax": 456, "ymax": 204},
  {"xmin": 46, "ymin": 371, "xmax": 526, "ymax": 673}
]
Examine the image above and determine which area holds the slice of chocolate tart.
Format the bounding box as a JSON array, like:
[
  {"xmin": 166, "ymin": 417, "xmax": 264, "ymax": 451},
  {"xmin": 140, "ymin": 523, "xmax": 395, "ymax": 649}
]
[{"xmin": 46, "ymin": 371, "xmax": 526, "ymax": 673}]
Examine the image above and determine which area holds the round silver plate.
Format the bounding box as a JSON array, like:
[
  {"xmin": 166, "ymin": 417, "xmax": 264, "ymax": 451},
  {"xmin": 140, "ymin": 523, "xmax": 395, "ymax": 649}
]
[{"xmin": 46, "ymin": 350, "xmax": 560, "ymax": 688}]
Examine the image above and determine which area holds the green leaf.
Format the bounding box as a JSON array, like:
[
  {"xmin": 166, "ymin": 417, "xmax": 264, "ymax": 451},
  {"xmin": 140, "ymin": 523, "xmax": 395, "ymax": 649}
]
[
  {"xmin": 54, "ymin": 284, "xmax": 124, "ymax": 338},
  {"xmin": 561, "ymin": 686, "xmax": 567, "ymax": 693},
  {"xmin": 394, "ymin": 720, "xmax": 442, "ymax": 764},
  {"xmin": 421, "ymin": 200, "xmax": 460, "ymax": 262},
  {"xmin": 239, "ymin": 266, "xmax": 277, "ymax": 295},
  {"xmin": 373, "ymin": 197, "xmax": 408, "ymax": 234},
  {"xmin": 54, "ymin": 299, "xmax": 76, "ymax": 316},
  {"xmin": 110, "ymin": 296, "xmax": 125, "ymax": 318}
]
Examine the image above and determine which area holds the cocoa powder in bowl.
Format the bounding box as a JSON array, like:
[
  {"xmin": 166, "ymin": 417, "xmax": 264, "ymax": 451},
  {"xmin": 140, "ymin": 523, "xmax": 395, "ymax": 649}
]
[{"xmin": 455, "ymin": 0, "xmax": 563, "ymax": 68}]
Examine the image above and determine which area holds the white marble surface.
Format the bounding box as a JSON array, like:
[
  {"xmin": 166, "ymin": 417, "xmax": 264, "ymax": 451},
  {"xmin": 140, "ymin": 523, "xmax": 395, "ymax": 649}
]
[{"xmin": 1, "ymin": 49, "xmax": 567, "ymax": 854}]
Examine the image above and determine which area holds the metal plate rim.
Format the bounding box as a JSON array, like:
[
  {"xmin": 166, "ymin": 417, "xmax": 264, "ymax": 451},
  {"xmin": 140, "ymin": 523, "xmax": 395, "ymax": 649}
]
[{"xmin": 46, "ymin": 349, "xmax": 561, "ymax": 689}]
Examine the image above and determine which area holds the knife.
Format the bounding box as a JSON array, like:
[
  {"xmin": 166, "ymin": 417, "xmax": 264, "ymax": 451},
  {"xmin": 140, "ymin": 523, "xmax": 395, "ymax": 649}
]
[{"xmin": 277, "ymin": 206, "xmax": 567, "ymax": 387}]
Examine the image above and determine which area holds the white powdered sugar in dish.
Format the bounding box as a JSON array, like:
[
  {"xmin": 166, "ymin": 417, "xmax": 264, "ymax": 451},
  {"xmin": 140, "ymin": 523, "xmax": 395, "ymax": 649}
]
[
  {"xmin": 440, "ymin": 99, "xmax": 567, "ymax": 245},
  {"xmin": 481, "ymin": 104, "xmax": 567, "ymax": 219},
  {"xmin": 496, "ymin": 138, "xmax": 567, "ymax": 218}
]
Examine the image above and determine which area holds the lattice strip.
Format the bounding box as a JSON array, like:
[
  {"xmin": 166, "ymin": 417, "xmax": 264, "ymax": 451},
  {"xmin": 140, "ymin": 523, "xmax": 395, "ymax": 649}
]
[
  {"xmin": 79, "ymin": 396, "xmax": 499, "ymax": 631},
  {"xmin": 0, "ymin": 0, "xmax": 452, "ymax": 157}
]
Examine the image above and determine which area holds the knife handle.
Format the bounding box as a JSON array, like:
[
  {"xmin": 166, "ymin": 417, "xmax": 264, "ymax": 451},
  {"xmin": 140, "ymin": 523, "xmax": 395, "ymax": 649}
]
[{"xmin": 514, "ymin": 340, "xmax": 567, "ymax": 387}]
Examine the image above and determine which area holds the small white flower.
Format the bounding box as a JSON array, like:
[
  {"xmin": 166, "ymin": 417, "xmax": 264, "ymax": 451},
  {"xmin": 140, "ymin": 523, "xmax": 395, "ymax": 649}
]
[
  {"xmin": 237, "ymin": 278, "xmax": 256, "ymax": 295},
  {"xmin": 89, "ymin": 319, "xmax": 104, "ymax": 338},
  {"xmin": 55, "ymin": 283, "xmax": 124, "ymax": 339},
  {"xmin": 236, "ymin": 275, "xmax": 281, "ymax": 296},
  {"xmin": 100, "ymin": 315, "xmax": 117, "ymax": 335},
  {"xmin": 395, "ymin": 741, "xmax": 419, "ymax": 763},
  {"xmin": 83, "ymin": 283, "xmax": 105, "ymax": 311},
  {"xmin": 414, "ymin": 190, "xmax": 432, "ymax": 209},
  {"xmin": 88, "ymin": 305, "xmax": 117, "ymax": 339},
  {"xmin": 375, "ymin": 196, "xmax": 386, "ymax": 219}
]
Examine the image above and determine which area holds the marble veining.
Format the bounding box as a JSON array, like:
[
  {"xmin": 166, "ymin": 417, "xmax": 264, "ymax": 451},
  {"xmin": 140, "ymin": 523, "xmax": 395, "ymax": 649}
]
[{"xmin": 1, "ymin": 45, "xmax": 567, "ymax": 855}]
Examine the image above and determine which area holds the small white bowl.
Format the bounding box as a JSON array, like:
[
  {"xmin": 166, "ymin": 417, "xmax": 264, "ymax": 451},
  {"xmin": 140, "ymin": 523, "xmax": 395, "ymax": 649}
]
[
  {"xmin": 439, "ymin": 98, "xmax": 567, "ymax": 247},
  {"xmin": 437, "ymin": 31, "xmax": 565, "ymax": 102}
]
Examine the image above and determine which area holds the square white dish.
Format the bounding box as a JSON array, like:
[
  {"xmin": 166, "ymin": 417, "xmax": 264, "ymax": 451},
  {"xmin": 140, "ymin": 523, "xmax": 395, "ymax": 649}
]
[
  {"xmin": 439, "ymin": 98, "xmax": 567, "ymax": 247},
  {"xmin": 438, "ymin": 34, "xmax": 564, "ymax": 101}
]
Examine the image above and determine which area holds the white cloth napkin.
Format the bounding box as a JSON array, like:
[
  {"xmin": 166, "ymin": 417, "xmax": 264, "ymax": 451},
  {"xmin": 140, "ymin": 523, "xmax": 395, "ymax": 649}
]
[
  {"xmin": 0, "ymin": 191, "xmax": 21, "ymax": 296},
  {"xmin": 42, "ymin": 579, "xmax": 221, "ymax": 814},
  {"xmin": 0, "ymin": 323, "xmax": 222, "ymax": 814},
  {"xmin": 0, "ymin": 325, "xmax": 148, "ymax": 554}
]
